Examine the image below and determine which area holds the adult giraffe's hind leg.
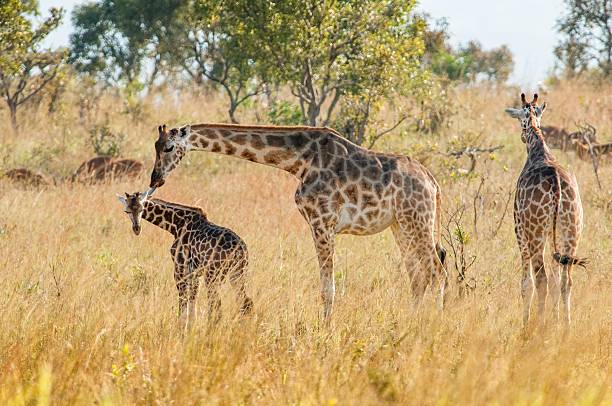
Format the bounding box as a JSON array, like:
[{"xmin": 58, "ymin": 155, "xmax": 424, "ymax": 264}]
[
  {"xmin": 391, "ymin": 223, "xmax": 426, "ymax": 305},
  {"xmin": 392, "ymin": 220, "xmax": 447, "ymax": 308},
  {"xmin": 310, "ymin": 225, "xmax": 336, "ymax": 320},
  {"xmin": 560, "ymin": 240, "xmax": 579, "ymax": 326},
  {"xmin": 531, "ymin": 250, "xmax": 548, "ymax": 323}
]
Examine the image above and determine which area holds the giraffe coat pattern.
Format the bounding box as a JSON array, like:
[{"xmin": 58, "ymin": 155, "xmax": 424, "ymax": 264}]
[
  {"xmin": 149, "ymin": 123, "xmax": 447, "ymax": 319},
  {"xmin": 118, "ymin": 191, "xmax": 252, "ymax": 327}
]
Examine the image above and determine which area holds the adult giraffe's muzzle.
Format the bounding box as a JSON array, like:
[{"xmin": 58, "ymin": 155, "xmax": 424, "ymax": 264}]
[{"xmin": 149, "ymin": 169, "xmax": 165, "ymax": 188}]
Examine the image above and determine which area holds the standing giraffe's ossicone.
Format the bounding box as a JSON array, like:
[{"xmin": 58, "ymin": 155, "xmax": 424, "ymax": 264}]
[
  {"xmin": 148, "ymin": 122, "xmax": 447, "ymax": 319},
  {"xmin": 117, "ymin": 190, "xmax": 252, "ymax": 329},
  {"xmin": 505, "ymin": 93, "xmax": 587, "ymax": 327}
]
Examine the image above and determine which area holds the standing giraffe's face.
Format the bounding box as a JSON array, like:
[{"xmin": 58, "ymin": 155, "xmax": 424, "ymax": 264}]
[
  {"xmin": 117, "ymin": 190, "xmax": 152, "ymax": 235},
  {"xmin": 505, "ymin": 93, "xmax": 547, "ymax": 142},
  {"xmin": 150, "ymin": 124, "xmax": 191, "ymax": 188}
]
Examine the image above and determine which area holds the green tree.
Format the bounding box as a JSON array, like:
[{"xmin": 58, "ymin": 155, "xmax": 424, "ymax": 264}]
[
  {"xmin": 70, "ymin": 0, "xmax": 184, "ymax": 88},
  {"xmin": 555, "ymin": 0, "xmax": 611, "ymax": 78},
  {"xmin": 0, "ymin": 1, "xmax": 67, "ymax": 134},
  {"xmin": 170, "ymin": 0, "xmax": 267, "ymax": 123},
  {"xmin": 241, "ymin": 0, "xmax": 426, "ymax": 127},
  {"xmin": 422, "ymin": 17, "xmax": 514, "ymax": 83},
  {"xmin": 0, "ymin": 0, "xmax": 33, "ymax": 72}
]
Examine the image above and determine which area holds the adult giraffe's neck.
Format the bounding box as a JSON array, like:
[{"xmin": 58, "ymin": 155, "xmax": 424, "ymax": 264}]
[
  {"xmin": 185, "ymin": 123, "xmax": 339, "ymax": 177},
  {"xmin": 141, "ymin": 199, "xmax": 200, "ymax": 237},
  {"xmin": 524, "ymin": 112, "xmax": 554, "ymax": 164}
]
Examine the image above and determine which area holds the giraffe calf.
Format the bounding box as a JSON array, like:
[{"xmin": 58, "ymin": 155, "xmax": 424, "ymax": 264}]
[{"xmin": 117, "ymin": 190, "xmax": 252, "ymax": 327}]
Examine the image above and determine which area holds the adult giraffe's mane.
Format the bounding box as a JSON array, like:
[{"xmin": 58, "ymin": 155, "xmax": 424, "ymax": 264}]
[{"xmin": 190, "ymin": 122, "xmax": 343, "ymax": 136}]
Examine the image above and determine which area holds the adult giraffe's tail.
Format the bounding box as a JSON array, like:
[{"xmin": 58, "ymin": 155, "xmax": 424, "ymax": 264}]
[
  {"xmin": 551, "ymin": 169, "xmax": 588, "ymax": 268},
  {"xmin": 435, "ymin": 185, "xmax": 446, "ymax": 265}
]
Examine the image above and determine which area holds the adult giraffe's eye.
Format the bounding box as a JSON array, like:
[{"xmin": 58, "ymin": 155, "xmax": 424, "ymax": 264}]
[{"xmin": 163, "ymin": 145, "xmax": 174, "ymax": 153}]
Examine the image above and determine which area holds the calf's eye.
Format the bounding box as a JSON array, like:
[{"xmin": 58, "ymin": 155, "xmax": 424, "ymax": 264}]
[{"xmin": 163, "ymin": 145, "xmax": 174, "ymax": 153}]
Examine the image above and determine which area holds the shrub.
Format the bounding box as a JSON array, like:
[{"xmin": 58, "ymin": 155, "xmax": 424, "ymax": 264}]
[{"xmin": 89, "ymin": 125, "xmax": 125, "ymax": 157}]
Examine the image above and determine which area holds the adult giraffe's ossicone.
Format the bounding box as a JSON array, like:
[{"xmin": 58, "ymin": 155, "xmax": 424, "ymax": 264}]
[
  {"xmin": 505, "ymin": 93, "xmax": 587, "ymax": 327},
  {"xmin": 149, "ymin": 123, "xmax": 447, "ymax": 319}
]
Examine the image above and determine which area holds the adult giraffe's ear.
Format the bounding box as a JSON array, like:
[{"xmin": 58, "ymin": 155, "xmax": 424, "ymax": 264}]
[
  {"xmin": 116, "ymin": 193, "xmax": 127, "ymax": 207},
  {"xmin": 180, "ymin": 125, "xmax": 191, "ymax": 138},
  {"xmin": 532, "ymin": 93, "xmax": 539, "ymax": 104},
  {"xmin": 521, "ymin": 93, "xmax": 527, "ymax": 106}
]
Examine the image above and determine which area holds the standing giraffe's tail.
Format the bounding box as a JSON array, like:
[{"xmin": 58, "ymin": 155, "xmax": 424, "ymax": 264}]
[
  {"xmin": 551, "ymin": 169, "xmax": 588, "ymax": 268},
  {"xmin": 434, "ymin": 184, "xmax": 446, "ymax": 266}
]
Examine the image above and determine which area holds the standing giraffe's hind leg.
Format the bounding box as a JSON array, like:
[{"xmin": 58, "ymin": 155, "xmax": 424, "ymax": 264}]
[
  {"xmin": 531, "ymin": 252, "xmax": 548, "ymax": 324},
  {"xmin": 206, "ymin": 282, "xmax": 222, "ymax": 325},
  {"xmin": 230, "ymin": 264, "xmax": 253, "ymax": 316},
  {"xmin": 560, "ymin": 264, "xmax": 572, "ymax": 326},
  {"xmin": 310, "ymin": 226, "xmax": 336, "ymax": 321},
  {"xmin": 519, "ymin": 249, "xmax": 534, "ymax": 327}
]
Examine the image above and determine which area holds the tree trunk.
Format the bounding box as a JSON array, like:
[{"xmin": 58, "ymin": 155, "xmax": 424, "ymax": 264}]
[
  {"xmin": 307, "ymin": 102, "xmax": 320, "ymax": 126},
  {"xmin": 228, "ymin": 101, "xmax": 239, "ymax": 124},
  {"xmin": 8, "ymin": 102, "xmax": 18, "ymax": 135}
]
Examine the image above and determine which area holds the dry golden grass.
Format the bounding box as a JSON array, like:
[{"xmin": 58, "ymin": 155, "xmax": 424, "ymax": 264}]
[{"xmin": 0, "ymin": 81, "xmax": 610, "ymax": 405}]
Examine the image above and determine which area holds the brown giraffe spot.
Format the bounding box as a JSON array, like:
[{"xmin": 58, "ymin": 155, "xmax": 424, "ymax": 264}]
[
  {"xmin": 231, "ymin": 133, "xmax": 248, "ymax": 145},
  {"xmin": 219, "ymin": 129, "xmax": 233, "ymax": 137},
  {"xmin": 365, "ymin": 210, "xmax": 378, "ymax": 221},
  {"xmin": 199, "ymin": 140, "xmax": 210, "ymax": 149},
  {"xmin": 264, "ymin": 150, "xmax": 294, "ymax": 165},
  {"xmin": 531, "ymin": 188, "xmax": 543, "ymax": 201},
  {"xmin": 303, "ymin": 205, "xmax": 316, "ymax": 219},
  {"xmin": 363, "ymin": 165, "xmax": 381, "ymax": 180},
  {"xmin": 251, "ymin": 134, "xmax": 266, "ymax": 150},
  {"xmin": 202, "ymin": 129, "xmax": 218, "ymax": 139},
  {"xmin": 374, "ymin": 183, "xmax": 384, "ymax": 198},
  {"xmin": 284, "ymin": 160, "xmax": 303, "ymax": 175},
  {"xmin": 288, "ymin": 133, "xmax": 309, "ymax": 148},
  {"xmin": 241, "ymin": 150, "xmax": 257, "ymax": 161},
  {"xmin": 362, "ymin": 193, "xmax": 377, "ymax": 208},
  {"xmin": 223, "ymin": 141, "xmax": 237, "ymax": 155},
  {"xmin": 345, "ymin": 160, "xmax": 361, "ymax": 180},
  {"xmin": 211, "ymin": 143, "xmax": 222, "ymax": 153},
  {"xmin": 344, "ymin": 184, "xmax": 359, "ymax": 203},
  {"xmin": 266, "ymin": 135, "xmax": 286, "ymax": 148}
]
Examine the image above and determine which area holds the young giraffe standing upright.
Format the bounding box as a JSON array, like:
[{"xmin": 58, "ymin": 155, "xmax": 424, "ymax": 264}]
[
  {"xmin": 505, "ymin": 93, "xmax": 587, "ymax": 326},
  {"xmin": 118, "ymin": 190, "xmax": 252, "ymax": 328},
  {"xmin": 149, "ymin": 123, "xmax": 447, "ymax": 319}
]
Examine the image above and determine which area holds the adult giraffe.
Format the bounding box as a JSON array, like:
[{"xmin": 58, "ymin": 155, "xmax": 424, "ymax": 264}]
[
  {"xmin": 148, "ymin": 123, "xmax": 447, "ymax": 319},
  {"xmin": 505, "ymin": 93, "xmax": 587, "ymax": 326}
]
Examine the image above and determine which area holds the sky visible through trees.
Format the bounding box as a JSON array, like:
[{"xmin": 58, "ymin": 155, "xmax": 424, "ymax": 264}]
[{"xmin": 40, "ymin": 0, "xmax": 566, "ymax": 87}]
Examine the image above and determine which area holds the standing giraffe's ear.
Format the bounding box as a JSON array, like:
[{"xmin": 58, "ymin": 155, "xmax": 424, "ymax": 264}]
[
  {"xmin": 116, "ymin": 193, "xmax": 127, "ymax": 207},
  {"xmin": 521, "ymin": 93, "xmax": 527, "ymax": 105},
  {"xmin": 505, "ymin": 108, "xmax": 526, "ymax": 119},
  {"xmin": 532, "ymin": 93, "xmax": 539, "ymax": 104}
]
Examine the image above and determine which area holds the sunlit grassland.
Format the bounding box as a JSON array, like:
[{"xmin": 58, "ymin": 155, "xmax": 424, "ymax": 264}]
[{"xmin": 0, "ymin": 81, "xmax": 610, "ymax": 404}]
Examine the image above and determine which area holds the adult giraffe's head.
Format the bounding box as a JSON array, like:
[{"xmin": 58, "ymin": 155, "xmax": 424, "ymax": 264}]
[
  {"xmin": 505, "ymin": 93, "xmax": 547, "ymax": 141},
  {"xmin": 117, "ymin": 189, "xmax": 153, "ymax": 235},
  {"xmin": 150, "ymin": 124, "xmax": 191, "ymax": 188}
]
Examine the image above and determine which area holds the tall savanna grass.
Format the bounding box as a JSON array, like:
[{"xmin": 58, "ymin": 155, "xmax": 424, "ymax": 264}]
[{"xmin": 0, "ymin": 80, "xmax": 610, "ymax": 404}]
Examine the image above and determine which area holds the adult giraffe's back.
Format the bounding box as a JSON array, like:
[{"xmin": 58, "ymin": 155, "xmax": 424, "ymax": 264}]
[{"xmin": 148, "ymin": 123, "xmax": 447, "ymax": 319}]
